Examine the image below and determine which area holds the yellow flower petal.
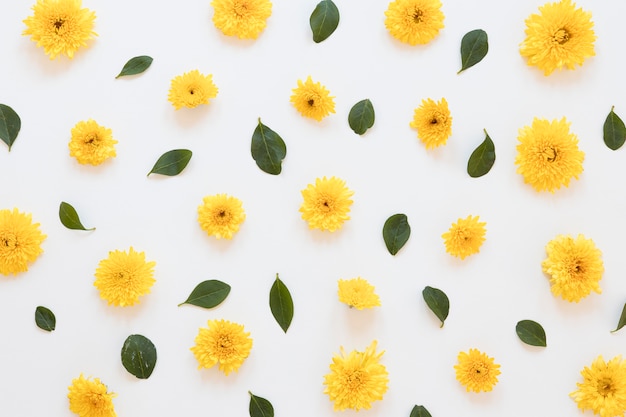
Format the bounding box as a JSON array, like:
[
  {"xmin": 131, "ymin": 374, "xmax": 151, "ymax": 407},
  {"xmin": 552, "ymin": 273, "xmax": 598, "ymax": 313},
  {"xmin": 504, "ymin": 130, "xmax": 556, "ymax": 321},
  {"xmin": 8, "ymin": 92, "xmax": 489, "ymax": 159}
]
[
  {"xmin": 299, "ymin": 176, "xmax": 353, "ymax": 232},
  {"xmin": 337, "ymin": 278, "xmax": 381, "ymax": 310},
  {"xmin": 197, "ymin": 194, "xmax": 246, "ymax": 239},
  {"xmin": 409, "ymin": 97, "xmax": 452, "ymax": 149},
  {"xmin": 290, "ymin": 76, "xmax": 335, "ymax": 122},
  {"xmin": 571, "ymin": 355, "xmax": 626, "ymax": 417},
  {"xmin": 384, "ymin": 0, "xmax": 444, "ymax": 45},
  {"xmin": 190, "ymin": 319, "xmax": 253, "ymax": 375},
  {"xmin": 441, "ymin": 215, "xmax": 486, "ymax": 260},
  {"xmin": 68, "ymin": 119, "xmax": 117, "ymax": 166},
  {"xmin": 168, "ymin": 70, "xmax": 218, "ymax": 110},
  {"xmin": 67, "ymin": 374, "xmax": 117, "ymax": 417},
  {"xmin": 454, "ymin": 348, "xmax": 501, "ymax": 393}
]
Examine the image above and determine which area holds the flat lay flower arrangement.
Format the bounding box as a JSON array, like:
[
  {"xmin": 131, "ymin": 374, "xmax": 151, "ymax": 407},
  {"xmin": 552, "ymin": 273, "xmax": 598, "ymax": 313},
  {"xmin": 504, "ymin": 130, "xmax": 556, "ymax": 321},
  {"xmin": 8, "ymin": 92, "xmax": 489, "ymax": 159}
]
[{"xmin": 2, "ymin": 0, "xmax": 626, "ymax": 416}]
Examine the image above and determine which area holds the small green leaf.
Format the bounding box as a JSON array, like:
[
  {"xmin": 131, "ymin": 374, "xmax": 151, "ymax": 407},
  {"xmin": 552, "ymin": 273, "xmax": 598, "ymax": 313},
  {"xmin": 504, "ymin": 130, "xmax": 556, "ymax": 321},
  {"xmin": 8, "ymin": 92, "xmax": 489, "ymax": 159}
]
[
  {"xmin": 35, "ymin": 306, "xmax": 56, "ymax": 332},
  {"xmin": 249, "ymin": 391, "xmax": 274, "ymax": 417},
  {"xmin": 310, "ymin": 0, "xmax": 340, "ymax": 43},
  {"xmin": 121, "ymin": 334, "xmax": 157, "ymax": 379},
  {"xmin": 516, "ymin": 319, "xmax": 547, "ymax": 347},
  {"xmin": 178, "ymin": 279, "xmax": 231, "ymax": 308},
  {"xmin": 148, "ymin": 149, "xmax": 192, "ymax": 176},
  {"xmin": 467, "ymin": 129, "xmax": 496, "ymax": 178},
  {"xmin": 422, "ymin": 286, "xmax": 449, "ymax": 328},
  {"xmin": 270, "ymin": 274, "xmax": 294, "ymax": 333},
  {"xmin": 458, "ymin": 29, "xmax": 488, "ymax": 74},
  {"xmin": 348, "ymin": 99, "xmax": 375, "ymax": 135},
  {"xmin": 59, "ymin": 201, "xmax": 95, "ymax": 231},
  {"xmin": 116, "ymin": 55, "xmax": 153, "ymax": 78},
  {"xmin": 0, "ymin": 104, "xmax": 21, "ymax": 151},
  {"xmin": 383, "ymin": 213, "xmax": 411, "ymax": 256},
  {"xmin": 251, "ymin": 118, "xmax": 286, "ymax": 175},
  {"xmin": 611, "ymin": 303, "xmax": 626, "ymax": 333},
  {"xmin": 410, "ymin": 405, "xmax": 433, "ymax": 417},
  {"xmin": 603, "ymin": 106, "xmax": 626, "ymax": 150}
]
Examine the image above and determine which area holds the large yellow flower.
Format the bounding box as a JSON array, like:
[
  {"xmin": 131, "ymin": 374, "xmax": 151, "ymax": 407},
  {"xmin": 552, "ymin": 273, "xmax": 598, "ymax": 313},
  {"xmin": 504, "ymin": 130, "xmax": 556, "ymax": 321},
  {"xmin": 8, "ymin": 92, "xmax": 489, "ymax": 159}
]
[
  {"xmin": 211, "ymin": 0, "xmax": 272, "ymax": 39},
  {"xmin": 520, "ymin": 0, "xmax": 595, "ymax": 76},
  {"xmin": 384, "ymin": 0, "xmax": 444, "ymax": 45},
  {"xmin": 442, "ymin": 215, "xmax": 486, "ymax": 260},
  {"xmin": 67, "ymin": 374, "xmax": 116, "ymax": 417},
  {"xmin": 337, "ymin": 278, "xmax": 381, "ymax": 310},
  {"xmin": 454, "ymin": 348, "xmax": 501, "ymax": 393},
  {"xmin": 323, "ymin": 340, "xmax": 389, "ymax": 411},
  {"xmin": 515, "ymin": 117, "xmax": 584, "ymax": 193},
  {"xmin": 197, "ymin": 194, "xmax": 246, "ymax": 239},
  {"xmin": 571, "ymin": 355, "xmax": 626, "ymax": 417},
  {"xmin": 168, "ymin": 70, "xmax": 218, "ymax": 110},
  {"xmin": 68, "ymin": 119, "xmax": 117, "ymax": 166},
  {"xmin": 290, "ymin": 76, "xmax": 335, "ymax": 122},
  {"xmin": 300, "ymin": 176, "xmax": 354, "ymax": 232},
  {"xmin": 409, "ymin": 97, "xmax": 452, "ymax": 149},
  {"xmin": 191, "ymin": 319, "xmax": 253, "ymax": 375},
  {"xmin": 23, "ymin": 0, "xmax": 96, "ymax": 59},
  {"xmin": 0, "ymin": 208, "xmax": 46, "ymax": 276}
]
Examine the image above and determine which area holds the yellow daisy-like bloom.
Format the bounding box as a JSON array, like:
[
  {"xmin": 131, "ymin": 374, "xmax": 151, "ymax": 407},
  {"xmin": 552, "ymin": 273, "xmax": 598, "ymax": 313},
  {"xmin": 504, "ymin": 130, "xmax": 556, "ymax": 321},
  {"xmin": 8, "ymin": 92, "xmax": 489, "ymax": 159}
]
[
  {"xmin": 197, "ymin": 194, "xmax": 246, "ymax": 240},
  {"xmin": 454, "ymin": 348, "xmax": 501, "ymax": 393},
  {"xmin": 67, "ymin": 374, "xmax": 116, "ymax": 417},
  {"xmin": 211, "ymin": 0, "xmax": 272, "ymax": 39},
  {"xmin": 323, "ymin": 340, "xmax": 389, "ymax": 411},
  {"xmin": 520, "ymin": 0, "xmax": 595, "ymax": 76},
  {"xmin": 168, "ymin": 70, "xmax": 218, "ymax": 110},
  {"xmin": 23, "ymin": 0, "xmax": 96, "ymax": 60},
  {"xmin": 300, "ymin": 176, "xmax": 354, "ymax": 232},
  {"xmin": 409, "ymin": 98, "xmax": 452, "ymax": 149},
  {"xmin": 191, "ymin": 319, "xmax": 253, "ymax": 375},
  {"xmin": 0, "ymin": 208, "xmax": 46, "ymax": 276},
  {"xmin": 337, "ymin": 278, "xmax": 381, "ymax": 310},
  {"xmin": 93, "ymin": 247, "xmax": 156, "ymax": 307},
  {"xmin": 68, "ymin": 119, "xmax": 117, "ymax": 166},
  {"xmin": 571, "ymin": 355, "xmax": 626, "ymax": 417},
  {"xmin": 384, "ymin": 0, "xmax": 445, "ymax": 45},
  {"xmin": 442, "ymin": 215, "xmax": 486, "ymax": 260},
  {"xmin": 542, "ymin": 234, "xmax": 604, "ymax": 303},
  {"xmin": 290, "ymin": 76, "xmax": 336, "ymax": 122},
  {"xmin": 515, "ymin": 117, "xmax": 584, "ymax": 193}
]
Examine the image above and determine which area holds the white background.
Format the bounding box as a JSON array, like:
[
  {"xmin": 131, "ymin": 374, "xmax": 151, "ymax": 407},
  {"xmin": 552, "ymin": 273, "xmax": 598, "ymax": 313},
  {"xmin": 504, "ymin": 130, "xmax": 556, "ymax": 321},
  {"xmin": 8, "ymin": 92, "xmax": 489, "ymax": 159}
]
[{"xmin": 2, "ymin": 0, "xmax": 626, "ymax": 416}]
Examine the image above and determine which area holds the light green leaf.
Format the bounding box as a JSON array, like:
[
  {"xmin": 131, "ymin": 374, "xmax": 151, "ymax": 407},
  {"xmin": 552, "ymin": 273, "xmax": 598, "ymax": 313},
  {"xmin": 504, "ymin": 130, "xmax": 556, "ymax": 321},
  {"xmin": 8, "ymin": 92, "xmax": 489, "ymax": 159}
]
[
  {"xmin": 516, "ymin": 319, "xmax": 547, "ymax": 347},
  {"xmin": 249, "ymin": 391, "xmax": 274, "ymax": 417},
  {"xmin": 458, "ymin": 29, "xmax": 488, "ymax": 74},
  {"xmin": 178, "ymin": 280, "xmax": 231, "ymax": 308},
  {"xmin": 611, "ymin": 302, "xmax": 626, "ymax": 333},
  {"xmin": 116, "ymin": 55, "xmax": 153, "ymax": 78},
  {"xmin": 467, "ymin": 129, "xmax": 496, "ymax": 178},
  {"xmin": 383, "ymin": 214, "xmax": 410, "ymax": 256},
  {"xmin": 422, "ymin": 286, "xmax": 449, "ymax": 328},
  {"xmin": 270, "ymin": 274, "xmax": 294, "ymax": 333},
  {"xmin": 59, "ymin": 201, "xmax": 95, "ymax": 231},
  {"xmin": 0, "ymin": 104, "xmax": 21, "ymax": 151},
  {"xmin": 410, "ymin": 405, "xmax": 433, "ymax": 417},
  {"xmin": 348, "ymin": 99, "xmax": 375, "ymax": 135},
  {"xmin": 148, "ymin": 149, "xmax": 192, "ymax": 176},
  {"xmin": 251, "ymin": 118, "xmax": 286, "ymax": 175},
  {"xmin": 121, "ymin": 334, "xmax": 157, "ymax": 379},
  {"xmin": 310, "ymin": 0, "xmax": 340, "ymax": 43},
  {"xmin": 35, "ymin": 306, "xmax": 56, "ymax": 332},
  {"xmin": 603, "ymin": 106, "xmax": 626, "ymax": 150}
]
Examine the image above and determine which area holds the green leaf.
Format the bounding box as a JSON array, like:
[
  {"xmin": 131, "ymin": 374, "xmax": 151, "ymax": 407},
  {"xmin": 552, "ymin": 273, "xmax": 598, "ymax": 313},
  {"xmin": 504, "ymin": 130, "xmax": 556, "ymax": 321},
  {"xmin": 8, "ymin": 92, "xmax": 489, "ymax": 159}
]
[
  {"xmin": 0, "ymin": 104, "xmax": 21, "ymax": 151},
  {"xmin": 603, "ymin": 106, "xmax": 626, "ymax": 150},
  {"xmin": 35, "ymin": 306, "xmax": 56, "ymax": 332},
  {"xmin": 383, "ymin": 213, "xmax": 411, "ymax": 256},
  {"xmin": 251, "ymin": 118, "xmax": 286, "ymax": 175},
  {"xmin": 116, "ymin": 55, "xmax": 153, "ymax": 78},
  {"xmin": 59, "ymin": 201, "xmax": 95, "ymax": 231},
  {"xmin": 269, "ymin": 274, "xmax": 294, "ymax": 333},
  {"xmin": 348, "ymin": 99, "xmax": 375, "ymax": 135},
  {"xmin": 249, "ymin": 391, "xmax": 274, "ymax": 417},
  {"xmin": 178, "ymin": 279, "xmax": 231, "ymax": 308},
  {"xmin": 458, "ymin": 29, "xmax": 488, "ymax": 74},
  {"xmin": 611, "ymin": 303, "xmax": 626, "ymax": 333},
  {"xmin": 422, "ymin": 286, "xmax": 449, "ymax": 328},
  {"xmin": 310, "ymin": 0, "xmax": 340, "ymax": 43},
  {"xmin": 147, "ymin": 149, "xmax": 192, "ymax": 176},
  {"xmin": 410, "ymin": 405, "xmax": 433, "ymax": 417},
  {"xmin": 121, "ymin": 334, "xmax": 157, "ymax": 379},
  {"xmin": 516, "ymin": 319, "xmax": 547, "ymax": 347},
  {"xmin": 467, "ymin": 129, "xmax": 496, "ymax": 178}
]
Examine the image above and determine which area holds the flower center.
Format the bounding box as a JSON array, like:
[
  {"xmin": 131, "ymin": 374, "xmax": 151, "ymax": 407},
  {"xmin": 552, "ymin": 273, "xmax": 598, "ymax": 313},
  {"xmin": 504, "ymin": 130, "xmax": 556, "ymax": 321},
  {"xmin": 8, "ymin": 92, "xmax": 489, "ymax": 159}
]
[
  {"xmin": 345, "ymin": 370, "xmax": 365, "ymax": 390},
  {"xmin": 307, "ymin": 99, "xmax": 315, "ymax": 106},
  {"xmin": 470, "ymin": 361, "xmax": 488, "ymax": 379},
  {"xmin": 597, "ymin": 377, "xmax": 615, "ymax": 396},
  {"xmin": 554, "ymin": 28, "xmax": 570, "ymax": 44},
  {"xmin": 189, "ymin": 89, "xmax": 195, "ymax": 95},
  {"xmin": 233, "ymin": 1, "xmax": 249, "ymax": 16},
  {"xmin": 53, "ymin": 19, "xmax": 65, "ymax": 31},
  {"xmin": 1, "ymin": 233, "xmax": 18, "ymax": 250},
  {"xmin": 541, "ymin": 146, "xmax": 557, "ymax": 162},
  {"xmin": 412, "ymin": 9, "xmax": 424, "ymax": 23},
  {"xmin": 84, "ymin": 133, "xmax": 99, "ymax": 145},
  {"xmin": 430, "ymin": 118, "xmax": 438, "ymax": 124}
]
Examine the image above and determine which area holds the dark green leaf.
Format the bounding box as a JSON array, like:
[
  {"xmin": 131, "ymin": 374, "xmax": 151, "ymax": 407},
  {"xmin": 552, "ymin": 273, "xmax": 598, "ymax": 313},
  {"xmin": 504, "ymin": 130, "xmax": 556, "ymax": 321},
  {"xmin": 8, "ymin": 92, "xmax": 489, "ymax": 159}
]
[
  {"xmin": 251, "ymin": 118, "xmax": 286, "ymax": 175},
  {"xmin": 116, "ymin": 55, "xmax": 153, "ymax": 78},
  {"xmin": 410, "ymin": 405, "xmax": 433, "ymax": 417},
  {"xmin": 148, "ymin": 149, "xmax": 192, "ymax": 176},
  {"xmin": 611, "ymin": 303, "xmax": 626, "ymax": 333},
  {"xmin": 383, "ymin": 213, "xmax": 410, "ymax": 256},
  {"xmin": 422, "ymin": 286, "xmax": 449, "ymax": 328},
  {"xmin": 310, "ymin": 0, "xmax": 340, "ymax": 43},
  {"xmin": 178, "ymin": 279, "xmax": 231, "ymax": 308},
  {"xmin": 249, "ymin": 391, "xmax": 274, "ymax": 417},
  {"xmin": 603, "ymin": 106, "xmax": 626, "ymax": 150},
  {"xmin": 458, "ymin": 29, "xmax": 488, "ymax": 73},
  {"xmin": 516, "ymin": 319, "xmax": 547, "ymax": 347},
  {"xmin": 348, "ymin": 99, "xmax": 375, "ymax": 135},
  {"xmin": 35, "ymin": 306, "xmax": 56, "ymax": 332},
  {"xmin": 467, "ymin": 129, "xmax": 496, "ymax": 178},
  {"xmin": 0, "ymin": 104, "xmax": 21, "ymax": 151},
  {"xmin": 121, "ymin": 334, "xmax": 157, "ymax": 379},
  {"xmin": 270, "ymin": 274, "xmax": 294, "ymax": 333},
  {"xmin": 59, "ymin": 201, "xmax": 95, "ymax": 231}
]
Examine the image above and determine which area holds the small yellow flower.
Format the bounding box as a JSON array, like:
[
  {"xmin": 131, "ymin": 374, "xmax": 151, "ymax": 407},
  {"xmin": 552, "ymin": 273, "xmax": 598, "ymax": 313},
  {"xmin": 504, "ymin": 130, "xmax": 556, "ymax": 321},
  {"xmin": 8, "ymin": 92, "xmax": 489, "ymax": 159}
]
[
  {"xmin": 571, "ymin": 355, "xmax": 626, "ymax": 417},
  {"xmin": 191, "ymin": 319, "xmax": 253, "ymax": 375},
  {"xmin": 300, "ymin": 176, "xmax": 354, "ymax": 232},
  {"xmin": 68, "ymin": 119, "xmax": 117, "ymax": 166},
  {"xmin": 337, "ymin": 278, "xmax": 381, "ymax": 310},
  {"xmin": 168, "ymin": 70, "xmax": 218, "ymax": 110},
  {"xmin": 67, "ymin": 374, "xmax": 116, "ymax": 417},
  {"xmin": 290, "ymin": 76, "xmax": 335, "ymax": 122},
  {"xmin": 442, "ymin": 215, "xmax": 486, "ymax": 260},
  {"xmin": 0, "ymin": 208, "xmax": 46, "ymax": 276},
  {"xmin": 197, "ymin": 194, "xmax": 246, "ymax": 239},
  {"xmin": 384, "ymin": 0, "xmax": 445, "ymax": 45},
  {"xmin": 454, "ymin": 348, "xmax": 501, "ymax": 393},
  {"xmin": 211, "ymin": 0, "xmax": 272, "ymax": 39},
  {"xmin": 410, "ymin": 98, "xmax": 452, "ymax": 149}
]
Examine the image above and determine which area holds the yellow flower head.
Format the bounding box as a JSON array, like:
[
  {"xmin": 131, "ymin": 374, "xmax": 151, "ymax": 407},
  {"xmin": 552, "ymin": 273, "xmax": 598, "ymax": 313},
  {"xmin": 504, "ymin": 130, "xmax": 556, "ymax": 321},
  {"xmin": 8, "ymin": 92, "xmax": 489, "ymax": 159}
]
[
  {"xmin": 67, "ymin": 374, "xmax": 116, "ymax": 417},
  {"xmin": 23, "ymin": 0, "xmax": 97, "ymax": 59},
  {"xmin": 94, "ymin": 247, "xmax": 156, "ymax": 307},
  {"xmin": 454, "ymin": 348, "xmax": 501, "ymax": 393},
  {"xmin": 290, "ymin": 76, "xmax": 335, "ymax": 122},
  {"xmin": 68, "ymin": 119, "xmax": 117, "ymax": 166},
  {"xmin": 442, "ymin": 215, "xmax": 486, "ymax": 260},
  {"xmin": 337, "ymin": 278, "xmax": 381, "ymax": 310},
  {"xmin": 168, "ymin": 70, "xmax": 218, "ymax": 110},
  {"xmin": 515, "ymin": 117, "xmax": 584, "ymax": 193},
  {"xmin": 384, "ymin": 0, "xmax": 445, "ymax": 45},
  {"xmin": 542, "ymin": 234, "xmax": 603, "ymax": 303},
  {"xmin": 571, "ymin": 355, "xmax": 626, "ymax": 417},
  {"xmin": 323, "ymin": 340, "xmax": 389, "ymax": 411},
  {"xmin": 191, "ymin": 319, "xmax": 253, "ymax": 375},
  {"xmin": 300, "ymin": 176, "xmax": 354, "ymax": 232},
  {"xmin": 211, "ymin": 0, "xmax": 272, "ymax": 39},
  {"xmin": 0, "ymin": 208, "xmax": 46, "ymax": 276},
  {"xmin": 520, "ymin": 0, "xmax": 596, "ymax": 76},
  {"xmin": 197, "ymin": 194, "xmax": 246, "ymax": 239},
  {"xmin": 410, "ymin": 97, "xmax": 452, "ymax": 149}
]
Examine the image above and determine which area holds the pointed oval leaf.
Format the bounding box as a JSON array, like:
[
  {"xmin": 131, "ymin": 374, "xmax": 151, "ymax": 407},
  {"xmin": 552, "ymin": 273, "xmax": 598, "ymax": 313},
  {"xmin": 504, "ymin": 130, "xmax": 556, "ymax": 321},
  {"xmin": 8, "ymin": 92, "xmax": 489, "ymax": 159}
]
[
  {"xmin": 121, "ymin": 334, "xmax": 157, "ymax": 379},
  {"xmin": 410, "ymin": 405, "xmax": 433, "ymax": 417},
  {"xmin": 270, "ymin": 274, "xmax": 294, "ymax": 333},
  {"xmin": 383, "ymin": 213, "xmax": 410, "ymax": 256},
  {"xmin": 348, "ymin": 99, "xmax": 375, "ymax": 135},
  {"xmin": 516, "ymin": 319, "xmax": 547, "ymax": 347},
  {"xmin": 611, "ymin": 302, "xmax": 626, "ymax": 333},
  {"xmin": 422, "ymin": 286, "xmax": 449, "ymax": 328},
  {"xmin": 59, "ymin": 201, "xmax": 95, "ymax": 231},
  {"xmin": 458, "ymin": 29, "xmax": 488, "ymax": 73},
  {"xmin": 310, "ymin": 0, "xmax": 340, "ymax": 43},
  {"xmin": 251, "ymin": 118, "xmax": 286, "ymax": 175},
  {"xmin": 35, "ymin": 306, "xmax": 56, "ymax": 332},
  {"xmin": 467, "ymin": 129, "xmax": 496, "ymax": 178},
  {"xmin": 116, "ymin": 55, "xmax": 153, "ymax": 78},
  {"xmin": 178, "ymin": 279, "xmax": 231, "ymax": 308},
  {"xmin": 148, "ymin": 149, "xmax": 192, "ymax": 176},
  {"xmin": 249, "ymin": 391, "xmax": 274, "ymax": 417},
  {"xmin": 603, "ymin": 106, "xmax": 626, "ymax": 150},
  {"xmin": 0, "ymin": 104, "xmax": 21, "ymax": 151}
]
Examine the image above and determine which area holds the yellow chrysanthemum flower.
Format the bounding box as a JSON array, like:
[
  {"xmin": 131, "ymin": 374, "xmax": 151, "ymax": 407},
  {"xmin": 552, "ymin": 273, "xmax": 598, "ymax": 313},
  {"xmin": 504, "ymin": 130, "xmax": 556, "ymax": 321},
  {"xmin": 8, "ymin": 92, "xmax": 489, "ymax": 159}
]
[
  {"xmin": 168, "ymin": 70, "xmax": 218, "ymax": 110},
  {"xmin": 454, "ymin": 348, "xmax": 501, "ymax": 393},
  {"xmin": 384, "ymin": 0, "xmax": 445, "ymax": 45},
  {"xmin": 23, "ymin": 0, "xmax": 97, "ymax": 60},
  {"xmin": 0, "ymin": 208, "xmax": 46, "ymax": 276},
  {"xmin": 515, "ymin": 117, "xmax": 584, "ymax": 193},
  {"xmin": 442, "ymin": 215, "xmax": 486, "ymax": 260},
  {"xmin": 542, "ymin": 234, "xmax": 603, "ymax": 303},
  {"xmin": 191, "ymin": 319, "xmax": 253, "ymax": 375},
  {"xmin": 300, "ymin": 176, "xmax": 354, "ymax": 232},
  {"xmin": 211, "ymin": 0, "xmax": 272, "ymax": 39},
  {"xmin": 67, "ymin": 374, "xmax": 116, "ymax": 417},
  {"xmin": 93, "ymin": 247, "xmax": 156, "ymax": 307},
  {"xmin": 410, "ymin": 97, "xmax": 452, "ymax": 149},
  {"xmin": 197, "ymin": 194, "xmax": 246, "ymax": 239},
  {"xmin": 290, "ymin": 76, "xmax": 335, "ymax": 122},
  {"xmin": 337, "ymin": 278, "xmax": 381, "ymax": 310},
  {"xmin": 68, "ymin": 119, "xmax": 117, "ymax": 166},
  {"xmin": 520, "ymin": 0, "xmax": 596, "ymax": 76},
  {"xmin": 323, "ymin": 340, "xmax": 389, "ymax": 411},
  {"xmin": 571, "ymin": 355, "xmax": 626, "ymax": 417}
]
